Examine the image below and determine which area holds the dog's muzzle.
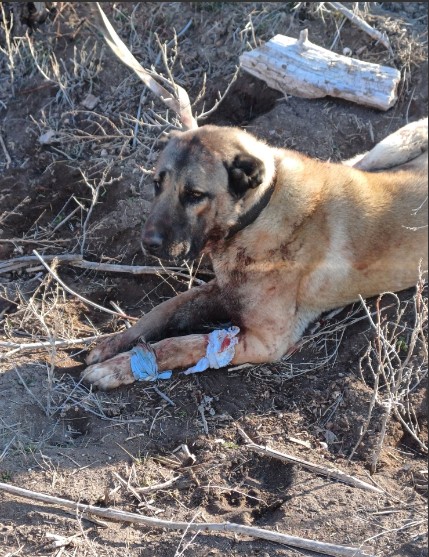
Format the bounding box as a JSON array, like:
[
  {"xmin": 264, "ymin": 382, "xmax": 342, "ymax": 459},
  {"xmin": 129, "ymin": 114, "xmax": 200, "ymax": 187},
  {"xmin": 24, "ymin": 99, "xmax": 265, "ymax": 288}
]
[{"xmin": 142, "ymin": 227, "xmax": 164, "ymax": 256}]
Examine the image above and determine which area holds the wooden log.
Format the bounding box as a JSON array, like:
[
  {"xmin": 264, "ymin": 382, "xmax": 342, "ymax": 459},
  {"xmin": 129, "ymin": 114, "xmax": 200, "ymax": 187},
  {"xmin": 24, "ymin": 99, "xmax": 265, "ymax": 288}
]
[{"xmin": 240, "ymin": 30, "xmax": 401, "ymax": 111}]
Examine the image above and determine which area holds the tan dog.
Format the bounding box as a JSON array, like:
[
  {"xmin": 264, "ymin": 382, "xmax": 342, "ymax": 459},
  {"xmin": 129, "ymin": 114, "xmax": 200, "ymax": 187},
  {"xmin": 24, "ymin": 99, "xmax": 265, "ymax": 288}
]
[{"xmin": 82, "ymin": 119, "xmax": 428, "ymax": 390}]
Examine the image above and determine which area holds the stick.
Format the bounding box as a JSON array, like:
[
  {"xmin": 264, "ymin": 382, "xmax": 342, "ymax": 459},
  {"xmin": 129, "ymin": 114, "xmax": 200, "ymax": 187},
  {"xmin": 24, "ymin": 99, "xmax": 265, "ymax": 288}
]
[
  {"xmin": 0, "ymin": 132, "xmax": 12, "ymax": 168},
  {"xmin": 238, "ymin": 429, "xmax": 383, "ymax": 494},
  {"xmin": 0, "ymin": 238, "xmax": 70, "ymax": 244},
  {"xmin": 0, "ymin": 333, "xmax": 116, "ymax": 360},
  {"xmin": 136, "ymin": 476, "xmax": 181, "ymax": 494},
  {"xmin": 0, "ymin": 482, "xmax": 374, "ymax": 556},
  {"xmin": 0, "ymin": 253, "xmax": 207, "ymax": 285},
  {"xmin": 152, "ymin": 386, "xmax": 176, "ymax": 407},
  {"xmin": 93, "ymin": 3, "xmax": 197, "ymax": 130},
  {"xmin": 32, "ymin": 250, "xmax": 133, "ymax": 319},
  {"xmin": 325, "ymin": 2, "xmax": 391, "ymax": 51}
]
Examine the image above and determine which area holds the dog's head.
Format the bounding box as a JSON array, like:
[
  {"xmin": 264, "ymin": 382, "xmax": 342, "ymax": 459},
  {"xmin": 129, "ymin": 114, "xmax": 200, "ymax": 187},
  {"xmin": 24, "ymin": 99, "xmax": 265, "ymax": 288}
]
[{"xmin": 142, "ymin": 125, "xmax": 276, "ymax": 260}]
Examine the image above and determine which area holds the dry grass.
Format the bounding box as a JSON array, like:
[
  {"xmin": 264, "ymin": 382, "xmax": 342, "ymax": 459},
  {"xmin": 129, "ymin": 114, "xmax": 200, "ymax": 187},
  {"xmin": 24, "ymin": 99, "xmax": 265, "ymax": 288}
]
[{"xmin": 353, "ymin": 276, "xmax": 428, "ymax": 469}]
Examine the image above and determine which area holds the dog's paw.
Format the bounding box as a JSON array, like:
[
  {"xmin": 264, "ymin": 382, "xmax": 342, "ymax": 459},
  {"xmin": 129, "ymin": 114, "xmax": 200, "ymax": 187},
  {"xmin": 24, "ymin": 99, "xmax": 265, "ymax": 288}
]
[
  {"xmin": 86, "ymin": 335, "xmax": 126, "ymax": 366},
  {"xmin": 81, "ymin": 352, "xmax": 135, "ymax": 390}
]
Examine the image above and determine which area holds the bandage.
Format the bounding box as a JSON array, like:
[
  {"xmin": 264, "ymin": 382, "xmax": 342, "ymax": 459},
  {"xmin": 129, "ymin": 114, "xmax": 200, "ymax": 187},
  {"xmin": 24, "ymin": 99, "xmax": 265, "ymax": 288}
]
[
  {"xmin": 183, "ymin": 326, "xmax": 240, "ymax": 375},
  {"xmin": 130, "ymin": 326, "xmax": 240, "ymax": 381},
  {"xmin": 130, "ymin": 344, "xmax": 172, "ymax": 382}
]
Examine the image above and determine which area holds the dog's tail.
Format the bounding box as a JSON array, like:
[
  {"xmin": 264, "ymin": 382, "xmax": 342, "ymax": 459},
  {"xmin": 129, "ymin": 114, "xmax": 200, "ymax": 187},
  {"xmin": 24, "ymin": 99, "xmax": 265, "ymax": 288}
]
[{"xmin": 344, "ymin": 117, "xmax": 428, "ymax": 171}]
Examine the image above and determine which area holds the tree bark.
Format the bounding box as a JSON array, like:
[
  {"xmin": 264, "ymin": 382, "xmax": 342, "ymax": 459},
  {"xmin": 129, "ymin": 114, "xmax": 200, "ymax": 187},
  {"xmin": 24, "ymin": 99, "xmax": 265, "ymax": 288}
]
[{"xmin": 240, "ymin": 31, "xmax": 400, "ymax": 111}]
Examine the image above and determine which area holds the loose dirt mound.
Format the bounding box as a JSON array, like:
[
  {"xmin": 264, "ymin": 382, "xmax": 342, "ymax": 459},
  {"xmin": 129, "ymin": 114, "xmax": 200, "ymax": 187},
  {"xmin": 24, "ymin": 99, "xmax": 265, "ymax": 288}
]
[{"xmin": 0, "ymin": 3, "xmax": 427, "ymax": 556}]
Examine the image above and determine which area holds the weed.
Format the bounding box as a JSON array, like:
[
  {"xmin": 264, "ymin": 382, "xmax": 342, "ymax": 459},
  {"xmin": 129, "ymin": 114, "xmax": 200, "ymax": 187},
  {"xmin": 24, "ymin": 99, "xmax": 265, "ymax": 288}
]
[{"xmin": 0, "ymin": 471, "xmax": 12, "ymax": 482}]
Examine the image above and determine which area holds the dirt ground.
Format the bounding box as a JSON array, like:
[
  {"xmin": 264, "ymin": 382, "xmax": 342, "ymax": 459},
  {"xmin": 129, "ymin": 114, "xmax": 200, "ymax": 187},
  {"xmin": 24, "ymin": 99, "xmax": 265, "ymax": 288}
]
[{"xmin": 0, "ymin": 2, "xmax": 428, "ymax": 556}]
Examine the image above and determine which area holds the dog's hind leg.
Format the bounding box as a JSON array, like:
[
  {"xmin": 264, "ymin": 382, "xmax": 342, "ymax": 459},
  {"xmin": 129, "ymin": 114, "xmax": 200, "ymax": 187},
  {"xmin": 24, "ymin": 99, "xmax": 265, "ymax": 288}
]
[
  {"xmin": 85, "ymin": 280, "xmax": 228, "ymax": 366},
  {"xmin": 343, "ymin": 117, "xmax": 428, "ymax": 171}
]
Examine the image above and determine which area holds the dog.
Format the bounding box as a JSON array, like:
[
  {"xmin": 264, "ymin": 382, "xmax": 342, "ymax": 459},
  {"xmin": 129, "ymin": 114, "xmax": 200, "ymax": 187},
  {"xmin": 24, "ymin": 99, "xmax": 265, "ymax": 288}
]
[{"xmin": 82, "ymin": 119, "xmax": 428, "ymax": 390}]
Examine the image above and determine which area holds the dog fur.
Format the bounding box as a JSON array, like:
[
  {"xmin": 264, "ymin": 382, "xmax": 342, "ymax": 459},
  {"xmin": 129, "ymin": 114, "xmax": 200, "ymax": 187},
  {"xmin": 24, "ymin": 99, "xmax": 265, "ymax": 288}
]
[{"xmin": 82, "ymin": 119, "xmax": 428, "ymax": 390}]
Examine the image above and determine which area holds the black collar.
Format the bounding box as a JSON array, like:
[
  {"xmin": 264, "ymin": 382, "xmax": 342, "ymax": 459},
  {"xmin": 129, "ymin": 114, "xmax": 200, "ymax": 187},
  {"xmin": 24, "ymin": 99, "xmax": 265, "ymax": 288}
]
[{"xmin": 226, "ymin": 179, "xmax": 276, "ymax": 240}]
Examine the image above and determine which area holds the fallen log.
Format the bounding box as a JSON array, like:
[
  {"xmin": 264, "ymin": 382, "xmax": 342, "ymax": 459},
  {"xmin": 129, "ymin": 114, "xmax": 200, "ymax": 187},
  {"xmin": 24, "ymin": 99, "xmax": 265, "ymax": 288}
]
[{"xmin": 240, "ymin": 30, "xmax": 400, "ymax": 111}]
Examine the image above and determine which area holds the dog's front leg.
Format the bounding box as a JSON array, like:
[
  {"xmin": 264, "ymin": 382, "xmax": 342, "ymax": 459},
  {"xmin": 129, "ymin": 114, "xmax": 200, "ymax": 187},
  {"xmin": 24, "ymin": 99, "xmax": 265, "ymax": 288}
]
[
  {"xmin": 81, "ymin": 334, "xmax": 210, "ymax": 390},
  {"xmin": 86, "ymin": 280, "xmax": 227, "ymax": 366},
  {"xmin": 81, "ymin": 327, "xmax": 288, "ymax": 390}
]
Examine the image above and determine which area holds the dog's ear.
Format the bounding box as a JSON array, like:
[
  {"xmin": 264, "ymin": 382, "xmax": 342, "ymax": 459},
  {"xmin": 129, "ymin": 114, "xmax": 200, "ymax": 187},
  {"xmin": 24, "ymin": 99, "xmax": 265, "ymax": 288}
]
[
  {"xmin": 227, "ymin": 154, "xmax": 265, "ymax": 198},
  {"xmin": 157, "ymin": 129, "xmax": 183, "ymax": 147}
]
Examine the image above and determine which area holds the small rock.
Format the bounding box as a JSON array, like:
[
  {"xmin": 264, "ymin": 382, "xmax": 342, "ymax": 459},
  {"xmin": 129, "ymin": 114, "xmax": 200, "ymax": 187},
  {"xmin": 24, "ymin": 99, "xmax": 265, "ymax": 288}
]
[
  {"xmin": 81, "ymin": 93, "xmax": 100, "ymax": 110},
  {"xmin": 343, "ymin": 47, "xmax": 352, "ymax": 56},
  {"xmin": 38, "ymin": 129, "xmax": 57, "ymax": 145},
  {"xmin": 324, "ymin": 430, "xmax": 338, "ymax": 445}
]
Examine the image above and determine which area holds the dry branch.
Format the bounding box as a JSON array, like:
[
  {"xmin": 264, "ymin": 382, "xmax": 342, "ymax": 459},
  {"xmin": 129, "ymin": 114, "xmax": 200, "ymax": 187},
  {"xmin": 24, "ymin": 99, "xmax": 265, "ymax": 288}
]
[
  {"xmin": 93, "ymin": 3, "xmax": 197, "ymax": 130},
  {"xmin": 240, "ymin": 30, "xmax": 400, "ymax": 111},
  {"xmin": 0, "ymin": 131, "xmax": 12, "ymax": 168},
  {"xmin": 326, "ymin": 2, "xmax": 391, "ymax": 50},
  {"xmin": 32, "ymin": 250, "xmax": 134, "ymax": 319},
  {"xmin": 357, "ymin": 291, "xmax": 428, "ymax": 463},
  {"xmin": 136, "ymin": 476, "xmax": 181, "ymax": 494},
  {"xmin": 0, "ymin": 333, "xmax": 115, "ymax": 359},
  {"xmin": 0, "ymin": 253, "xmax": 206, "ymax": 285},
  {"xmin": 238, "ymin": 428, "xmax": 383, "ymax": 494},
  {"xmin": 0, "ymin": 482, "xmax": 374, "ymax": 556}
]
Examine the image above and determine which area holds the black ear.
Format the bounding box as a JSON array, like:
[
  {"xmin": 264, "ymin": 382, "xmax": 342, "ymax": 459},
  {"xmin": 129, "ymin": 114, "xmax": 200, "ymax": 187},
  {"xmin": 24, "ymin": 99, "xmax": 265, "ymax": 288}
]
[{"xmin": 227, "ymin": 154, "xmax": 265, "ymax": 198}]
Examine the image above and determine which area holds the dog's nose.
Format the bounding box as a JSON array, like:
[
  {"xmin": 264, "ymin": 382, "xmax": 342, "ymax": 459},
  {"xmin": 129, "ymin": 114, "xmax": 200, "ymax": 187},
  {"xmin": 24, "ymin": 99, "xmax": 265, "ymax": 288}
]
[{"xmin": 142, "ymin": 229, "xmax": 164, "ymax": 254}]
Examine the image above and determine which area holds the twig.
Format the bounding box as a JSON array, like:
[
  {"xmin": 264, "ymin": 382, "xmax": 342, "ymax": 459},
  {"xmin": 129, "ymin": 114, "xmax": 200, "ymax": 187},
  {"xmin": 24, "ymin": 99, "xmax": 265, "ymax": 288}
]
[
  {"xmin": 0, "ymin": 253, "xmax": 80, "ymax": 272},
  {"xmin": 61, "ymin": 508, "xmax": 109, "ymax": 528},
  {"xmin": 14, "ymin": 367, "xmax": 47, "ymax": 414},
  {"xmin": 0, "ymin": 333, "xmax": 115, "ymax": 360},
  {"xmin": 325, "ymin": 2, "xmax": 391, "ymax": 51},
  {"xmin": 0, "ymin": 131, "xmax": 12, "ymax": 168},
  {"xmin": 0, "ymin": 482, "xmax": 374, "ymax": 557},
  {"xmin": 153, "ymin": 386, "xmax": 176, "ymax": 407},
  {"xmin": 0, "ymin": 253, "xmax": 207, "ymax": 285},
  {"xmin": 79, "ymin": 167, "xmax": 114, "ymax": 256},
  {"xmin": 112, "ymin": 472, "xmax": 142, "ymax": 503},
  {"xmin": 32, "ymin": 250, "xmax": 136, "ymax": 319},
  {"xmin": 348, "ymin": 347, "xmax": 379, "ymax": 462},
  {"xmin": 237, "ymin": 428, "xmax": 383, "ymax": 494},
  {"xmin": 136, "ymin": 476, "xmax": 181, "ymax": 494},
  {"xmin": 110, "ymin": 301, "xmax": 131, "ymax": 328},
  {"xmin": 0, "ymin": 435, "xmax": 16, "ymax": 462},
  {"xmin": 358, "ymin": 291, "xmax": 428, "ymax": 461},
  {"xmin": 198, "ymin": 401, "xmax": 209, "ymax": 436},
  {"xmin": 132, "ymin": 19, "xmax": 194, "ymax": 147},
  {"xmin": 51, "ymin": 207, "xmax": 81, "ymax": 234},
  {"xmin": 0, "ymin": 238, "xmax": 70, "ymax": 245},
  {"xmin": 197, "ymin": 65, "xmax": 240, "ymax": 121},
  {"xmin": 93, "ymin": 3, "xmax": 197, "ymax": 130},
  {"xmin": 46, "ymin": 530, "xmax": 89, "ymax": 549}
]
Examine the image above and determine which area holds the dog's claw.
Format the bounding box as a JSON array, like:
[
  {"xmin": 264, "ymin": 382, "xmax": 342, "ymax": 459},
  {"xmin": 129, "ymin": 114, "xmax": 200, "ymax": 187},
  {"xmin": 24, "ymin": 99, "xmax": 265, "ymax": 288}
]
[
  {"xmin": 81, "ymin": 351, "xmax": 135, "ymax": 390},
  {"xmin": 86, "ymin": 335, "xmax": 128, "ymax": 366}
]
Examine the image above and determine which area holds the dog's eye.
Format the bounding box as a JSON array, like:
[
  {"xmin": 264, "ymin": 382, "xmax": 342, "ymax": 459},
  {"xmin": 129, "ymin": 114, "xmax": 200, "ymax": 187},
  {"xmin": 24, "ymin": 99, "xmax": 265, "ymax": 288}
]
[
  {"xmin": 153, "ymin": 180, "xmax": 161, "ymax": 196},
  {"xmin": 184, "ymin": 190, "xmax": 206, "ymax": 204}
]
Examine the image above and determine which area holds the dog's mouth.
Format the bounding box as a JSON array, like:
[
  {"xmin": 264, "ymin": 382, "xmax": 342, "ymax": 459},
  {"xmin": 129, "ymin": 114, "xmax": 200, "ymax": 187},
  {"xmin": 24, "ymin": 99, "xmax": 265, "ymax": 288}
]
[
  {"xmin": 142, "ymin": 220, "xmax": 231, "ymax": 262},
  {"xmin": 142, "ymin": 237, "xmax": 205, "ymax": 262}
]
